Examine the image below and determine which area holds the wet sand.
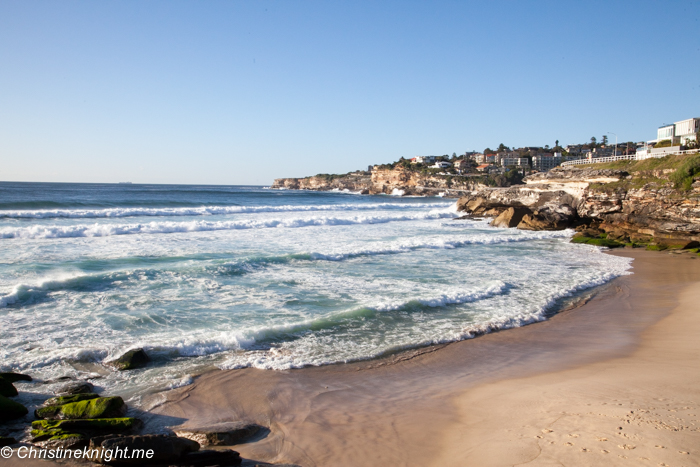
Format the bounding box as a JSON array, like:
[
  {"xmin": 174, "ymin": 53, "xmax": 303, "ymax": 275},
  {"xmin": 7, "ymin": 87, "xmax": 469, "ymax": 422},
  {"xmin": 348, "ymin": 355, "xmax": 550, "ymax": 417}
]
[{"xmin": 150, "ymin": 249, "xmax": 700, "ymax": 466}]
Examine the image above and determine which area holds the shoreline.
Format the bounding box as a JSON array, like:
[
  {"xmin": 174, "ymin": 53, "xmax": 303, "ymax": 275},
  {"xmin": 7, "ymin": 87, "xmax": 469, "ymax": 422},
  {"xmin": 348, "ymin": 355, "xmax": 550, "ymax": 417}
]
[{"xmin": 149, "ymin": 249, "xmax": 700, "ymax": 466}]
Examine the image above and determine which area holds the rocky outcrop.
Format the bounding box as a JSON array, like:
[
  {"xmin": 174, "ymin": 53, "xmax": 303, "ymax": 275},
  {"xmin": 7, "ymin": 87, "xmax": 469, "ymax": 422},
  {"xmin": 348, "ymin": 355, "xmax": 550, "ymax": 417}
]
[
  {"xmin": 0, "ymin": 394, "xmax": 28, "ymax": 421},
  {"xmin": 174, "ymin": 421, "xmax": 263, "ymax": 446},
  {"xmin": 271, "ymin": 171, "xmax": 372, "ymax": 193},
  {"xmin": 54, "ymin": 381, "xmax": 94, "ymax": 396},
  {"xmin": 36, "ymin": 396, "xmax": 126, "ymax": 420},
  {"xmin": 457, "ymin": 166, "xmax": 700, "ymax": 243},
  {"xmin": 107, "ymin": 348, "xmax": 150, "ymax": 371},
  {"xmin": 272, "ymin": 168, "xmax": 487, "ymax": 197}
]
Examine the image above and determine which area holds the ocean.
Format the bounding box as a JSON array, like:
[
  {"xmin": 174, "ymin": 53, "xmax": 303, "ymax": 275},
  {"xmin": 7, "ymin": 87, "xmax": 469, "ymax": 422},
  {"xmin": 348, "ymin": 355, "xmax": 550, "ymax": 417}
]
[{"xmin": 0, "ymin": 182, "xmax": 632, "ymax": 404}]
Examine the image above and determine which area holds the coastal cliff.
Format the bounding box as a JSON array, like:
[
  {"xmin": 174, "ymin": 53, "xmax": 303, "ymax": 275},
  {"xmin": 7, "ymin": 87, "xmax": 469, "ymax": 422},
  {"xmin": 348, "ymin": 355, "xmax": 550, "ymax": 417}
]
[
  {"xmin": 456, "ymin": 155, "xmax": 700, "ymax": 245},
  {"xmin": 272, "ymin": 167, "xmax": 488, "ymax": 197}
]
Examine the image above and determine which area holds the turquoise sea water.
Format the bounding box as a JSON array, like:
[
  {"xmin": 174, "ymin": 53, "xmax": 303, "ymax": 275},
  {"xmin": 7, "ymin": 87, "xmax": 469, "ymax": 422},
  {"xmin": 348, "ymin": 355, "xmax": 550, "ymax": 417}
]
[{"xmin": 0, "ymin": 182, "xmax": 632, "ymax": 404}]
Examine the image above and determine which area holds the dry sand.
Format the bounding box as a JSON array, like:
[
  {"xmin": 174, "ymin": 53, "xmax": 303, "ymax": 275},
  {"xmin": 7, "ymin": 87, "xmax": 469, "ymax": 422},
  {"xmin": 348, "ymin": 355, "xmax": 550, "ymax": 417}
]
[
  {"xmin": 3, "ymin": 249, "xmax": 698, "ymax": 467},
  {"xmin": 149, "ymin": 249, "xmax": 699, "ymax": 467}
]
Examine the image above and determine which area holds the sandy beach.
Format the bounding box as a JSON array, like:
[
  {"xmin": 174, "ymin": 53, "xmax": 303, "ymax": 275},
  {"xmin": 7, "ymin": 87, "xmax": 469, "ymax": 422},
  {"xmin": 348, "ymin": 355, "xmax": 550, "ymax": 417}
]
[{"xmin": 147, "ymin": 249, "xmax": 699, "ymax": 466}]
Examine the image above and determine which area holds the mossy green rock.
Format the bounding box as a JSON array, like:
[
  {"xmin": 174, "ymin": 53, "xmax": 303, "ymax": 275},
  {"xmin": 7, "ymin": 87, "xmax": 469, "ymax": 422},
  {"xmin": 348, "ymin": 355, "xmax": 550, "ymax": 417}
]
[
  {"xmin": 32, "ymin": 417, "xmax": 141, "ymax": 433},
  {"xmin": 0, "ymin": 372, "xmax": 32, "ymax": 383},
  {"xmin": 0, "ymin": 377, "xmax": 18, "ymax": 397},
  {"xmin": 35, "ymin": 396, "xmax": 125, "ymax": 420},
  {"xmin": 0, "ymin": 394, "xmax": 28, "ymax": 421},
  {"xmin": 43, "ymin": 392, "xmax": 99, "ymax": 407}
]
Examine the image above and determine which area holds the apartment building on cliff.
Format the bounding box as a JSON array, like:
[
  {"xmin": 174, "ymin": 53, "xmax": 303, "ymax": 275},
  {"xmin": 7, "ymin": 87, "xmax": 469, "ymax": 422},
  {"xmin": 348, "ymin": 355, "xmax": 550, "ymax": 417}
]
[{"xmin": 650, "ymin": 117, "xmax": 700, "ymax": 145}]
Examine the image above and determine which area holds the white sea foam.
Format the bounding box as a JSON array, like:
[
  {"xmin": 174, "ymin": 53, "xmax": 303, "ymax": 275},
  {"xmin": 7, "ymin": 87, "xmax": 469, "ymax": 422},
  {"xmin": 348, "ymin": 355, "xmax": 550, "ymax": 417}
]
[
  {"xmin": 0, "ymin": 210, "xmax": 457, "ymax": 239},
  {"xmin": 0, "ymin": 202, "xmax": 452, "ymax": 220}
]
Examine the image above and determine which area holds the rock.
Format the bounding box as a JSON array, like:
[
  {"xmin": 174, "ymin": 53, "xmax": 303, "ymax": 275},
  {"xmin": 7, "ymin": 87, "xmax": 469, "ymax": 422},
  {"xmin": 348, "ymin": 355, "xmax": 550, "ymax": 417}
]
[
  {"xmin": 491, "ymin": 207, "xmax": 529, "ymax": 228},
  {"xmin": 0, "ymin": 372, "xmax": 32, "ymax": 383},
  {"xmin": 0, "ymin": 376, "xmax": 18, "ymax": 397},
  {"xmin": 43, "ymin": 392, "xmax": 100, "ymax": 407},
  {"xmin": 32, "ymin": 417, "xmax": 142, "ymax": 434},
  {"xmin": 0, "ymin": 436, "xmax": 17, "ymax": 447},
  {"xmin": 55, "ymin": 381, "xmax": 94, "ymax": 396},
  {"xmin": 177, "ymin": 449, "xmax": 242, "ymax": 466},
  {"xmin": 36, "ymin": 396, "xmax": 126, "ymax": 420},
  {"xmin": 107, "ymin": 348, "xmax": 150, "ymax": 371},
  {"xmin": 38, "ymin": 433, "xmax": 88, "ymax": 450},
  {"xmin": 88, "ymin": 434, "xmax": 199, "ymax": 464},
  {"xmin": 0, "ymin": 394, "xmax": 28, "ymax": 421},
  {"xmin": 174, "ymin": 421, "xmax": 263, "ymax": 446}
]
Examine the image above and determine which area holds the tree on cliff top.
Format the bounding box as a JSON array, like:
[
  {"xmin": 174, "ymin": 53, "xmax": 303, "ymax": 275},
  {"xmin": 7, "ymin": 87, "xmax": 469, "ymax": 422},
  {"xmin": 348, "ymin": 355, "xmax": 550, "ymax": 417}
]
[{"xmin": 484, "ymin": 147, "xmax": 495, "ymax": 155}]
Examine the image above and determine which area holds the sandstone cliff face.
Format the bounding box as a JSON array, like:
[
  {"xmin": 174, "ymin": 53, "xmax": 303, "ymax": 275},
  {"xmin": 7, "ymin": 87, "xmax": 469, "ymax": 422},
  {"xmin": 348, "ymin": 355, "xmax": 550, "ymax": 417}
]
[
  {"xmin": 271, "ymin": 172, "xmax": 372, "ymax": 192},
  {"xmin": 368, "ymin": 168, "xmax": 485, "ymax": 196},
  {"xmin": 457, "ymin": 167, "xmax": 700, "ymax": 243},
  {"xmin": 272, "ymin": 168, "xmax": 487, "ymax": 197}
]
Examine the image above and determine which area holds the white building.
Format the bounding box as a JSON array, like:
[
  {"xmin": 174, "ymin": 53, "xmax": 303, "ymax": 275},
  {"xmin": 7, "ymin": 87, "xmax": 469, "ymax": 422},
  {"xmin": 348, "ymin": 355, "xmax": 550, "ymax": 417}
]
[
  {"xmin": 411, "ymin": 156, "xmax": 437, "ymax": 164},
  {"xmin": 432, "ymin": 161, "xmax": 452, "ymax": 169},
  {"xmin": 675, "ymin": 118, "xmax": 700, "ymax": 145},
  {"xmin": 501, "ymin": 157, "xmax": 529, "ymax": 168},
  {"xmin": 531, "ymin": 153, "xmax": 562, "ymax": 171},
  {"xmin": 651, "ymin": 117, "xmax": 700, "ymax": 145}
]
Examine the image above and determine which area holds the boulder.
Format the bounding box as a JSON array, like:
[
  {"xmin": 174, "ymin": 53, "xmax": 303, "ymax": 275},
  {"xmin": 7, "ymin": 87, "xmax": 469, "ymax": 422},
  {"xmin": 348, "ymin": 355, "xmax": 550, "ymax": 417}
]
[
  {"xmin": 32, "ymin": 417, "xmax": 142, "ymax": 434},
  {"xmin": 55, "ymin": 381, "xmax": 94, "ymax": 396},
  {"xmin": 36, "ymin": 396, "xmax": 126, "ymax": 420},
  {"xmin": 0, "ymin": 376, "xmax": 18, "ymax": 397},
  {"xmin": 38, "ymin": 433, "xmax": 88, "ymax": 450},
  {"xmin": 107, "ymin": 348, "xmax": 150, "ymax": 371},
  {"xmin": 43, "ymin": 392, "xmax": 100, "ymax": 407},
  {"xmin": 174, "ymin": 421, "xmax": 263, "ymax": 446},
  {"xmin": 491, "ymin": 207, "xmax": 529, "ymax": 228},
  {"xmin": 178, "ymin": 449, "xmax": 242, "ymax": 466},
  {"xmin": 0, "ymin": 394, "xmax": 28, "ymax": 421},
  {"xmin": 88, "ymin": 434, "xmax": 199, "ymax": 464},
  {"xmin": 0, "ymin": 372, "xmax": 32, "ymax": 383},
  {"xmin": 0, "ymin": 436, "xmax": 16, "ymax": 447}
]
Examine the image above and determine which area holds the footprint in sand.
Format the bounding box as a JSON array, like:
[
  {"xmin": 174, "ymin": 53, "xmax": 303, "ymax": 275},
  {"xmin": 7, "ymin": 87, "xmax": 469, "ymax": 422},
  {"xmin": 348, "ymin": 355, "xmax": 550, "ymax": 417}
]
[
  {"xmin": 597, "ymin": 437, "xmax": 608, "ymax": 442},
  {"xmin": 679, "ymin": 450, "xmax": 689, "ymax": 454},
  {"xmin": 581, "ymin": 448, "xmax": 590, "ymax": 452},
  {"xmin": 565, "ymin": 442, "xmax": 573, "ymax": 447},
  {"xmin": 541, "ymin": 429, "xmax": 553, "ymax": 433},
  {"xmin": 618, "ymin": 444, "xmax": 636, "ymax": 450},
  {"xmin": 535, "ymin": 435, "xmax": 543, "ymax": 439},
  {"xmin": 655, "ymin": 445, "xmax": 665, "ymax": 449},
  {"xmin": 568, "ymin": 434, "xmax": 579, "ymax": 438},
  {"xmin": 601, "ymin": 450, "xmax": 610, "ymax": 454}
]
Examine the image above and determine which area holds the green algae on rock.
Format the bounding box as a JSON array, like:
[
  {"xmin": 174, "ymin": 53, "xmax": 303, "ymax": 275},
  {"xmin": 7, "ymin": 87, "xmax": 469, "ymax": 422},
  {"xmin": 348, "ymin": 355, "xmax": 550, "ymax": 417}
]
[{"xmin": 35, "ymin": 396, "xmax": 126, "ymax": 420}]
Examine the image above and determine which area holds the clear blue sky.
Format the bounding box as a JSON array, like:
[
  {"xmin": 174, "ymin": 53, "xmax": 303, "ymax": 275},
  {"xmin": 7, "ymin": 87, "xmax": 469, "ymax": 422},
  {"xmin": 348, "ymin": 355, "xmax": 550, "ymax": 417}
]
[{"xmin": 1, "ymin": 0, "xmax": 698, "ymax": 185}]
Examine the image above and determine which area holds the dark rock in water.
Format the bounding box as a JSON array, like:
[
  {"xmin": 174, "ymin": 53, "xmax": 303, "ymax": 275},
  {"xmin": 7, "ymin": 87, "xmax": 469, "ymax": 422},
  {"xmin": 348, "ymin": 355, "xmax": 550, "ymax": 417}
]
[
  {"xmin": 0, "ymin": 377, "xmax": 18, "ymax": 397},
  {"xmin": 107, "ymin": 348, "xmax": 150, "ymax": 371},
  {"xmin": 0, "ymin": 372, "xmax": 32, "ymax": 383},
  {"xmin": 0, "ymin": 436, "xmax": 17, "ymax": 447},
  {"xmin": 55, "ymin": 381, "xmax": 94, "ymax": 396},
  {"xmin": 0, "ymin": 394, "xmax": 28, "ymax": 421},
  {"xmin": 43, "ymin": 392, "xmax": 100, "ymax": 407},
  {"xmin": 177, "ymin": 449, "xmax": 242, "ymax": 466},
  {"xmin": 174, "ymin": 421, "xmax": 263, "ymax": 446},
  {"xmin": 54, "ymin": 381, "xmax": 95, "ymax": 396},
  {"xmin": 88, "ymin": 434, "xmax": 199, "ymax": 464},
  {"xmin": 32, "ymin": 417, "xmax": 142, "ymax": 435},
  {"xmin": 36, "ymin": 396, "xmax": 126, "ymax": 420}
]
